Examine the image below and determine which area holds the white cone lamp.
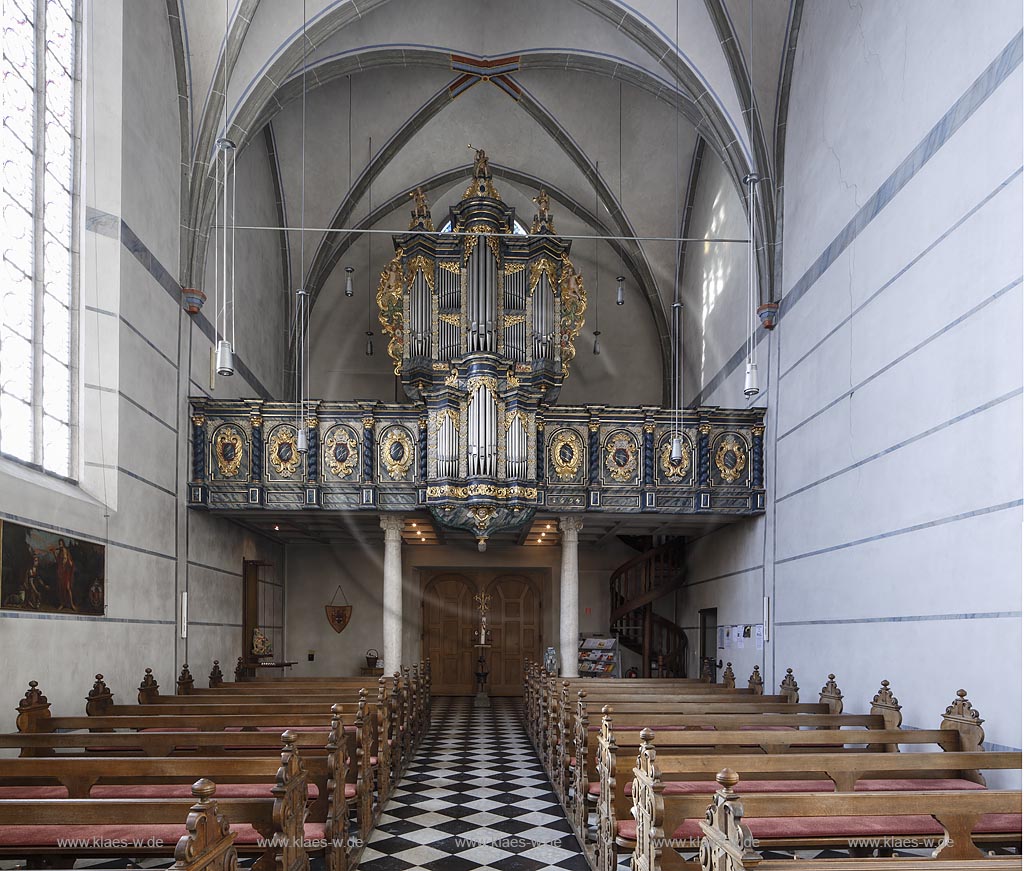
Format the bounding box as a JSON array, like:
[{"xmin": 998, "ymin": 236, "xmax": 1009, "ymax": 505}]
[
  {"xmin": 744, "ymin": 362, "xmax": 759, "ymax": 397},
  {"xmin": 216, "ymin": 339, "xmax": 234, "ymax": 376}
]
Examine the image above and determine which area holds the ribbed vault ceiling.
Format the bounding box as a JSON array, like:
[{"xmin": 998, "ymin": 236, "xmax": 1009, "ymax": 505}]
[{"xmin": 172, "ymin": 0, "xmax": 797, "ymax": 403}]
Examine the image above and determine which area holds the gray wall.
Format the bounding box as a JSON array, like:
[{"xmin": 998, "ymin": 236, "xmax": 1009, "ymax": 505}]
[
  {"xmin": 0, "ymin": 1, "xmax": 285, "ymax": 731},
  {"xmin": 677, "ymin": 0, "xmax": 1023, "ymax": 765}
]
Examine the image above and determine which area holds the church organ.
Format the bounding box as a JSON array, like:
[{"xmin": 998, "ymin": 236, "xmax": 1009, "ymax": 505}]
[{"xmin": 188, "ymin": 150, "xmax": 765, "ymax": 546}]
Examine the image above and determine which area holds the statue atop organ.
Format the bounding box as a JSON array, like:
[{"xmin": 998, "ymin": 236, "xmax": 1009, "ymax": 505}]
[{"xmin": 376, "ymin": 149, "xmax": 587, "ymax": 545}]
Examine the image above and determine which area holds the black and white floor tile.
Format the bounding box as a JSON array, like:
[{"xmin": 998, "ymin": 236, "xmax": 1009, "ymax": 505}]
[{"xmin": 359, "ymin": 697, "xmax": 590, "ymax": 871}]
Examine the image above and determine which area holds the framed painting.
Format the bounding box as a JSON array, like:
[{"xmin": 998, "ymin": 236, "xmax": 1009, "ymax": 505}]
[{"xmin": 0, "ymin": 521, "xmax": 106, "ymax": 615}]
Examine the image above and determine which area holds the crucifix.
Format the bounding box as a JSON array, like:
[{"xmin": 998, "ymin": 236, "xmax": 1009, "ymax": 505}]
[{"xmin": 473, "ymin": 591, "xmax": 492, "ymax": 708}]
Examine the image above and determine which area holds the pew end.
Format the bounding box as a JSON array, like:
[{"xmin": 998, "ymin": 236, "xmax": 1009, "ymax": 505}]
[
  {"xmin": 85, "ymin": 674, "xmax": 113, "ymax": 717},
  {"xmin": 171, "ymin": 778, "xmax": 238, "ymax": 871},
  {"xmin": 16, "ymin": 681, "xmax": 52, "ymax": 736}
]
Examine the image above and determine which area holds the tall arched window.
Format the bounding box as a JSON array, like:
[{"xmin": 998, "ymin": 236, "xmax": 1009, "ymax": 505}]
[{"xmin": 2, "ymin": 0, "xmax": 78, "ymax": 478}]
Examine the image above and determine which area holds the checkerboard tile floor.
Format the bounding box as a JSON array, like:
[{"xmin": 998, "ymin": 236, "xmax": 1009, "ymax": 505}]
[{"xmin": 359, "ymin": 696, "xmax": 590, "ymax": 871}]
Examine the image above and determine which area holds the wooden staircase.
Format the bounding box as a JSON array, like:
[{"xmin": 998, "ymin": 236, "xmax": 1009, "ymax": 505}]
[{"xmin": 609, "ymin": 539, "xmax": 689, "ymax": 677}]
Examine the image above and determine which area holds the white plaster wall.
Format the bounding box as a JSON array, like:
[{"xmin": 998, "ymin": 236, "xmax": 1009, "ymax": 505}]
[
  {"xmin": 675, "ymin": 1, "xmax": 1023, "ymax": 775},
  {"xmin": 0, "ymin": 1, "xmax": 284, "ymax": 731}
]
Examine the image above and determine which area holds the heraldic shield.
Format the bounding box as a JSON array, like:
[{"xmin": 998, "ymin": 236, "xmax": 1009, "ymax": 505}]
[{"xmin": 325, "ymin": 604, "xmax": 353, "ymax": 634}]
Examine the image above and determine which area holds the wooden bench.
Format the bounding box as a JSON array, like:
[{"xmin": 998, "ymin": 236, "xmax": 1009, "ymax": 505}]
[
  {"xmin": 0, "ymin": 732, "xmax": 335, "ymax": 871},
  {"xmin": 572, "ymin": 691, "xmax": 895, "ymax": 843},
  {"xmin": 639, "ymin": 767, "xmax": 1022, "ymax": 870},
  {"xmin": 524, "ymin": 660, "xmax": 735, "ymax": 750},
  {"xmin": 214, "ymin": 659, "xmax": 432, "ymax": 743},
  {"xmin": 157, "ymin": 659, "xmax": 427, "ymax": 771},
  {"xmin": 541, "ymin": 666, "xmax": 793, "ymax": 785},
  {"xmin": 552, "ymin": 667, "xmax": 819, "ymax": 808},
  {"xmin": 14, "ymin": 680, "xmax": 380, "ymax": 846},
  {"xmin": 619, "ymin": 690, "xmax": 1021, "ymax": 871},
  {"xmin": 0, "ymin": 778, "xmax": 298, "ymax": 871}
]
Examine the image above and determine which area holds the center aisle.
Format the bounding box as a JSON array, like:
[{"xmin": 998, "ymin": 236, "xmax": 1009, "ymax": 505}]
[{"xmin": 360, "ymin": 696, "xmax": 590, "ymax": 871}]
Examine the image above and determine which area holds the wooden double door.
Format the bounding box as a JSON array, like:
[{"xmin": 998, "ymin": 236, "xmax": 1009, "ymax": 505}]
[{"xmin": 422, "ymin": 570, "xmax": 543, "ymax": 696}]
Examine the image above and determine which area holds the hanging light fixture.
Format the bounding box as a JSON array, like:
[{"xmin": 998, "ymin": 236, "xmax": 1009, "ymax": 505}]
[
  {"xmin": 343, "ymin": 78, "xmax": 354, "ymax": 297},
  {"xmin": 294, "ymin": 0, "xmax": 310, "ymax": 452},
  {"xmin": 616, "ymin": 84, "xmax": 626, "ymax": 311},
  {"xmin": 214, "ymin": 0, "xmax": 236, "ymax": 377},
  {"xmin": 669, "ymin": 0, "xmax": 685, "ymax": 453},
  {"xmin": 742, "ymin": 171, "xmax": 761, "ymax": 397},
  {"xmin": 593, "ymin": 160, "xmax": 601, "ymax": 355},
  {"xmin": 365, "ymin": 135, "xmax": 374, "ymax": 357},
  {"xmin": 670, "ymin": 433, "xmax": 683, "ymax": 463},
  {"xmin": 743, "ymin": 0, "xmax": 761, "ymax": 399}
]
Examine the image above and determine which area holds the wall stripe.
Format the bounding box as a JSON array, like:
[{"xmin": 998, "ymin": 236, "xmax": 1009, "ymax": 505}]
[
  {"xmin": 0, "ymin": 510, "xmax": 176, "ymax": 562},
  {"xmin": 775, "ymin": 500, "xmax": 1023, "ymax": 566},
  {"xmin": 118, "ymin": 390, "xmax": 177, "ymax": 434},
  {"xmin": 778, "ymin": 276, "xmax": 1022, "ymax": 442},
  {"xmin": 777, "ymin": 610, "xmax": 1021, "ymax": 627},
  {"xmin": 84, "ymin": 462, "xmax": 176, "ymax": 498},
  {"xmin": 0, "ymin": 611, "xmax": 175, "ymax": 626},
  {"xmin": 685, "ymin": 564, "xmax": 764, "ymax": 588},
  {"xmin": 777, "ymin": 388, "xmax": 1023, "ymax": 502},
  {"xmin": 778, "ymin": 31, "xmax": 1023, "ymax": 319},
  {"xmin": 691, "ymin": 31, "xmax": 1023, "ymax": 406},
  {"xmin": 187, "ymin": 560, "xmax": 243, "ymax": 578},
  {"xmin": 86, "ymin": 206, "xmax": 273, "ymax": 400},
  {"xmin": 780, "ymin": 166, "xmax": 1023, "ymax": 382},
  {"xmin": 120, "ymin": 314, "xmax": 179, "ymax": 371}
]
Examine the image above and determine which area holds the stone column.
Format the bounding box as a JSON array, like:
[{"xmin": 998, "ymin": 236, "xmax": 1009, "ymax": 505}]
[
  {"xmin": 559, "ymin": 515, "xmax": 584, "ymax": 676},
  {"xmin": 380, "ymin": 515, "xmax": 405, "ymax": 673}
]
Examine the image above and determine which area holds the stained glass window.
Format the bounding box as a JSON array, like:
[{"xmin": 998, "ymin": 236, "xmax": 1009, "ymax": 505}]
[{"xmin": 1, "ymin": 0, "xmax": 77, "ymax": 477}]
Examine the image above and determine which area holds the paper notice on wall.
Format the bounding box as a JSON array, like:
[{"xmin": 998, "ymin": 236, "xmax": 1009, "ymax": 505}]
[
  {"xmin": 755, "ymin": 624, "xmax": 764, "ymax": 651},
  {"xmin": 717, "ymin": 626, "xmax": 726, "ymax": 649},
  {"xmin": 733, "ymin": 625, "xmax": 744, "ymax": 649}
]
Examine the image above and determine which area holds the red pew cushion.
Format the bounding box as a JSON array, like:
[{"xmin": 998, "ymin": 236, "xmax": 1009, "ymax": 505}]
[
  {"xmin": 0, "ymin": 786, "xmax": 68, "ymax": 798},
  {"xmin": 615, "ymin": 777, "xmax": 985, "ymax": 797},
  {"xmin": 855, "ymin": 778, "xmax": 986, "ymax": 791},
  {"xmin": 616, "ymin": 819, "xmax": 697, "ymax": 841},
  {"xmin": 744, "ymin": 813, "xmax": 1022, "ymax": 839},
  {"xmin": 89, "ymin": 783, "xmax": 320, "ymax": 799},
  {"xmin": 617, "ymin": 813, "xmax": 1022, "ymax": 844}
]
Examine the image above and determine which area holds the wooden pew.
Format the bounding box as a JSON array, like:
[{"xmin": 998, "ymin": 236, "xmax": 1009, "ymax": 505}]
[
  {"xmin": 138, "ymin": 671, "xmax": 403, "ymax": 801},
  {"xmin": 0, "ymin": 779, "xmax": 287, "ymax": 871},
  {"xmin": 541, "ymin": 666, "xmax": 789, "ymax": 788},
  {"xmin": 620, "ymin": 690, "xmax": 1022, "ymax": 871},
  {"xmin": 639, "ymin": 767, "xmax": 1022, "ymax": 870},
  {"xmin": 524, "ymin": 660, "xmax": 729, "ymax": 751},
  {"xmin": 0, "ymin": 733, "xmax": 327, "ymax": 871},
  {"xmin": 213, "ymin": 658, "xmax": 432, "ymax": 740},
  {"xmin": 15, "ymin": 680, "xmax": 380, "ymax": 845},
  {"xmin": 553, "ymin": 666, "xmax": 817, "ymax": 809},
  {"xmin": 191, "ymin": 663, "xmax": 426, "ymax": 775}
]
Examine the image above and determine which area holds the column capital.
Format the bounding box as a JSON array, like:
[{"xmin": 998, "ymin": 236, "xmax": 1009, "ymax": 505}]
[
  {"xmin": 380, "ymin": 514, "xmax": 405, "ymax": 539},
  {"xmin": 558, "ymin": 515, "xmax": 584, "ymax": 538}
]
